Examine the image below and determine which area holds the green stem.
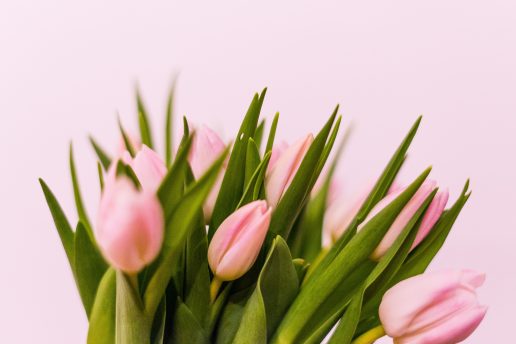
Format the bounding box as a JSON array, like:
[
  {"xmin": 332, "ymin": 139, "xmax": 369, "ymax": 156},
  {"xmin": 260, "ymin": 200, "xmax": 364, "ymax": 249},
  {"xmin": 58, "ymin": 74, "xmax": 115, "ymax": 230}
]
[
  {"xmin": 210, "ymin": 276, "xmax": 223, "ymax": 302},
  {"xmin": 351, "ymin": 326, "xmax": 386, "ymax": 344}
]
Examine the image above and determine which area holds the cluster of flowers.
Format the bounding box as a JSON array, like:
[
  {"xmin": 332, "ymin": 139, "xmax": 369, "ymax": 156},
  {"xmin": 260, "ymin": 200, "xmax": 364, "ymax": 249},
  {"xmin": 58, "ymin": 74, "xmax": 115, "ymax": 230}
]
[{"xmin": 41, "ymin": 88, "xmax": 486, "ymax": 344}]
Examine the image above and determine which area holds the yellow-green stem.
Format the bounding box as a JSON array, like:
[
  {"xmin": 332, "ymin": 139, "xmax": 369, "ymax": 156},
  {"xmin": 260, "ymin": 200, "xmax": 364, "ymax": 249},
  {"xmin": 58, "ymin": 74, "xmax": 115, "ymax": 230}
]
[
  {"xmin": 128, "ymin": 273, "xmax": 139, "ymax": 294},
  {"xmin": 351, "ymin": 326, "xmax": 386, "ymax": 344},
  {"xmin": 210, "ymin": 277, "xmax": 223, "ymax": 302}
]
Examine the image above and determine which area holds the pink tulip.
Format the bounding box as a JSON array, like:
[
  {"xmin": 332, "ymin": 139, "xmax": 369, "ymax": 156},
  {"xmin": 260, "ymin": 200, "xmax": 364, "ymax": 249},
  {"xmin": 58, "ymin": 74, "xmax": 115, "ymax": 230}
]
[
  {"xmin": 96, "ymin": 175, "xmax": 164, "ymax": 273},
  {"xmin": 208, "ymin": 200, "xmax": 272, "ymax": 281},
  {"xmin": 126, "ymin": 145, "xmax": 167, "ymax": 192},
  {"xmin": 379, "ymin": 269, "xmax": 487, "ymax": 344},
  {"xmin": 188, "ymin": 125, "xmax": 226, "ymax": 221},
  {"xmin": 265, "ymin": 134, "xmax": 314, "ymax": 207},
  {"xmin": 267, "ymin": 140, "xmax": 289, "ymax": 173},
  {"xmin": 358, "ymin": 180, "xmax": 448, "ymax": 260}
]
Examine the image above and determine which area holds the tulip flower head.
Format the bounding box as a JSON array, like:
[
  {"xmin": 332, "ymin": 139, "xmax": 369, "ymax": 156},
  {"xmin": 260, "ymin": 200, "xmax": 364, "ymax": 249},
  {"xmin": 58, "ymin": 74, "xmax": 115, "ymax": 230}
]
[
  {"xmin": 188, "ymin": 125, "xmax": 227, "ymax": 221},
  {"xmin": 208, "ymin": 200, "xmax": 272, "ymax": 281},
  {"xmin": 359, "ymin": 180, "xmax": 448, "ymax": 260},
  {"xmin": 96, "ymin": 172, "xmax": 164, "ymax": 274},
  {"xmin": 265, "ymin": 134, "xmax": 314, "ymax": 207},
  {"xmin": 125, "ymin": 145, "xmax": 167, "ymax": 192},
  {"xmin": 267, "ymin": 140, "xmax": 289, "ymax": 173},
  {"xmin": 379, "ymin": 269, "xmax": 487, "ymax": 344}
]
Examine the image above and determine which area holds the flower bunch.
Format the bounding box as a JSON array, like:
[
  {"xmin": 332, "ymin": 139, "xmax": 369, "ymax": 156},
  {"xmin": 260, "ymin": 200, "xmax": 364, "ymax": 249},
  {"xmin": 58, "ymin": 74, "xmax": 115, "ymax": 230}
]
[{"xmin": 41, "ymin": 86, "xmax": 486, "ymax": 344}]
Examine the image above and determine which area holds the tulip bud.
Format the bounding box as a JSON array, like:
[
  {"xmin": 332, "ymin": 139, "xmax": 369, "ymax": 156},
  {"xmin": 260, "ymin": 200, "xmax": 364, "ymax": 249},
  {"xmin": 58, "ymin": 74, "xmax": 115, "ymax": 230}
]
[
  {"xmin": 208, "ymin": 200, "xmax": 272, "ymax": 281},
  {"xmin": 359, "ymin": 180, "xmax": 448, "ymax": 260},
  {"xmin": 267, "ymin": 140, "xmax": 289, "ymax": 173},
  {"xmin": 188, "ymin": 125, "xmax": 226, "ymax": 221},
  {"xmin": 379, "ymin": 269, "xmax": 487, "ymax": 344},
  {"xmin": 265, "ymin": 134, "xmax": 314, "ymax": 207},
  {"xmin": 129, "ymin": 145, "xmax": 167, "ymax": 192},
  {"xmin": 96, "ymin": 175, "xmax": 164, "ymax": 273}
]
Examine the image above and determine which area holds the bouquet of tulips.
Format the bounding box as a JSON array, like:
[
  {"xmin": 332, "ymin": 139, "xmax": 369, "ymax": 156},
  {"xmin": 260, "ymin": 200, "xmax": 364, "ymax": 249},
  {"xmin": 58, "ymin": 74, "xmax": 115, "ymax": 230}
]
[{"xmin": 40, "ymin": 86, "xmax": 486, "ymax": 344}]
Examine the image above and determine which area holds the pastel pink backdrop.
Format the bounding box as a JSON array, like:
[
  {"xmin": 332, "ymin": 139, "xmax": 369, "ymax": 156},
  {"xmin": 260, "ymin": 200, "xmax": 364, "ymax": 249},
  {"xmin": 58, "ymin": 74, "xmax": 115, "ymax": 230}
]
[{"xmin": 1, "ymin": 1, "xmax": 514, "ymax": 343}]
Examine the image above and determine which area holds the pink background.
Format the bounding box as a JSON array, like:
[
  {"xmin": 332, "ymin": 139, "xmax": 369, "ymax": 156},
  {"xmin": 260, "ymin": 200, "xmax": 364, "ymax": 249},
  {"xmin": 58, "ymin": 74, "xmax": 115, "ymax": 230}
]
[{"xmin": 1, "ymin": 1, "xmax": 514, "ymax": 343}]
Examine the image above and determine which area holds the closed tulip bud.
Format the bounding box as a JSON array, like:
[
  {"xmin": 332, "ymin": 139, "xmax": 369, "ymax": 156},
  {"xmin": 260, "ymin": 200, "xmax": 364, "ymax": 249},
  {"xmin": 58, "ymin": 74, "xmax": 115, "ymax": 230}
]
[
  {"xmin": 129, "ymin": 145, "xmax": 167, "ymax": 192},
  {"xmin": 208, "ymin": 200, "xmax": 272, "ymax": 281},
  {"xmin": 379, "ymin": 269, "xmax": 487, "ymax": 344},
  {"xmin": 359, "ymin": 180, "xmax": 447, "ymax": 260},
  {"xmin": 96, "ymin": 175, "xmax": 164, "ymax": 274},
  {"xmin": 265, "ymin": 134, "xmax": 314, "ymax": 207},
  {"xmin": 267, "ymin": 140, "xmax": 289, "ymax": 173},
  {"xmin": 188, "ymin": 125, "xmax": 226, "ymax": 221}
]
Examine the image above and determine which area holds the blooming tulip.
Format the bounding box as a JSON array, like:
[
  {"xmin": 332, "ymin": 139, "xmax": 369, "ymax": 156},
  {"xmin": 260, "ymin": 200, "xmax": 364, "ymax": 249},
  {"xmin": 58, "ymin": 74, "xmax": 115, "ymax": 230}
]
[
  {"xmin": 121, "ymin": 145, "xmax": 167, "ymax": 192},
  {"xmin": 208, "ymin": 200, "xmax": 272, "ymax": 281},
  {"xmin": 188, "ymin": 125, "xmax": 226, "ymax": 221},
  {"xmin": 358, "ymin": 180, "xmax": 448, "ymax": 260},
  {"xmin": 379, "ymin": 269, "xmax": 487, "ymax": 344},
  {"xmin": 96, "ymin": 175, "xmax": 164, "ymax": 273},
  {"xmin": 265, "ymin": 134, "xmax": 314, "ymax": 207}
]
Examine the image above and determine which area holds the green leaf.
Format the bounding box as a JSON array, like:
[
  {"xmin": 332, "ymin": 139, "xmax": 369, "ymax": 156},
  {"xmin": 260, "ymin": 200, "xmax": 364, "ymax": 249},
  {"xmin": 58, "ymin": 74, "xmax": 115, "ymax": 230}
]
[
  {"xmin": 209, "ymin": 89, "xmax": 267, "ymax": 238},
  {"xmin": 270, "ymin": 107, "xmax": 340, "ymax": 239},
  {"xmin": 264, "ymin": 112, "xmax": 279, "ymax": 155},
  {"xmin": 184, "ymin": 213, "xmax": 211, "ymax": 328},
  {"xmin": 327, "ymin": 288, "xmax": 365, "ymax": 344},
  {"xmin": 292, "ymin": 258, "xmax": 310, "ymax": 282},
  {"xmin": 244, "ymin": 139, "xmax": 261, "ymax": 188},
  {"xmin": 254, "ymin": 119, "xmax": 265, "ymax": 150},
  {"xmin": 165, "ymin": 77, "xmax": 178, "ymax": 166},
  {"xmin": 137, "ymin": 87, "xmax": 154, "ymax": 148},
  {"xmin": 237, "ymin": 152, "xmax": 271, "ymax": 208},
  {"xmin": 89, "ymin": 136, "xmax": 112, "ymax": 170},
  {"xmin": 144, "ymin": 148, "xmax": 228, "ymax": 316},
  {"xmin": 157, "ymin": 135, "xmax": 192, "ymax": 219},
  {"xmin": 69, "ymin": 143, "xmax": 93, "ymax": 239},
  {"xmin": 214, "ymin": 286, "xmax": 254, "ymax": 344},
  {"xmin": 233, "ymin": 237, "xmax": 299, "ymax": 343},
  {"xmin": 272, "ymin": 168, "xmax": 431, "ymax": 343},
  {"xmin": 119, "ymin": 116, "xmax": 136, "ymax": 157},
  {"xmin": 170, "ymin": 301, "xmax": 209, "ymax": 344},
  {"xmin": 151, "ymin": 297, "xmax": 167, "ymax": 344},
  {"xmin": 87, "ymin": 268, "xmax": 116, "ymax": 344},
  {"xmin": 97, "ymin": 162, "xmax": 104, "ymax": 191},
  {"xmin": 74, "ymin": 222, "xmax": 108, "ymax": 318},
  {"xmin": 115, "ymin": 160, "xmax": 142, "ymax": 190},
  {"xmin": 116, "ymin": 271, "xmax": 153, "ymax": 344},
  {"xmin": 39, "ymin": 179, "xmax": 75, "ymax": 272},
  {"xmin": 304, "ymin": 116, "xmax": 422, "ymax": 288}
]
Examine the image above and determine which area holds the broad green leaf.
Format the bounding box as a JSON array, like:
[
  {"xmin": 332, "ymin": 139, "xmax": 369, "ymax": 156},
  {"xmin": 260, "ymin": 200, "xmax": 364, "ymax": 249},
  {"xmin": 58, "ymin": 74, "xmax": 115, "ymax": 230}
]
[
  {"xmin": 144, "ymin": 148, "xmax": 228, "ymax": 316},
  {"xmin": 233, "ymin": 237, "xmax": 299, "ymax": 343},
  {"xmin": 87, "ymin": 268, "xmax": 116, "ymax": 344},
  {"xmin": 272, "ymin": 168, "xmax": 431, "ymax": 344},
  {"xmin": 304, "ymin": 116, "xmax": 422, "ymax": 287},
  {"xmin": 69, "ymin": 143, "xmax": 93, "ymax": 239},
  {"xmin": 39, "ymin": 179, "xmax": 75, "ymax": 272},
  {"xmin": 264, "ymin": 112, "xmax": 279, "ymax": 155},
  {"xmin": 137, "ymin": 87, "xmax": 154, "ymax": 148},
  {"xmin": 89, "ymin": 136, "xmax": 112, "ymax": 170},
  {"xmin": 118, "ymin": 116, "xmax": 136, "ymax": 157},
  {"xmin": 74, "ymin": 222, "xmax": 108, "ymax": 318},
  {"xmin": 209, "ymin": 89, "xmax": 267, "ymax": 238},
  {"xmin": 170, "ymin": 301, "xmax": 209, "ymax": 344},
  {"xmin": 165, "ymin": 77, "xmax": 177, "ymax": 166},
  {"xmin": 244, "ymin": 139, "xmax": 261, "ymax": 188},
  {"xmin": 116, "ymin": 271, "xmax": 152, "ymax": 344},
  {"xmin": 270, "ymin": 107, "xmax": 340, "ymax": 239},
  {"xmin": 214, "ymin": 286, "xmax": 254, "ymax": 344}
]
